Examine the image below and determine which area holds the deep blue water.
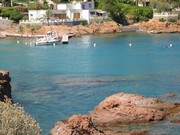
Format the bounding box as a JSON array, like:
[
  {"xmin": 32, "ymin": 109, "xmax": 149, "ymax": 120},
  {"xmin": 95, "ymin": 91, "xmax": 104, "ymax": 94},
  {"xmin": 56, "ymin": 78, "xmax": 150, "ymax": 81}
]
[{"xmin": 0, "ymin": 32, "xmax": 180, "ymax": 134}]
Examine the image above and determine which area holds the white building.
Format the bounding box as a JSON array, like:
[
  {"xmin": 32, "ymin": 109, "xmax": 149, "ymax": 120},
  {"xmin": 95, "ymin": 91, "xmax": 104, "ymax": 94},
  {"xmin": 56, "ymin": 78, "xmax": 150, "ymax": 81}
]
[{"xmin": 28, "ymin": 0, "xmax": 107, "ymax": 24}]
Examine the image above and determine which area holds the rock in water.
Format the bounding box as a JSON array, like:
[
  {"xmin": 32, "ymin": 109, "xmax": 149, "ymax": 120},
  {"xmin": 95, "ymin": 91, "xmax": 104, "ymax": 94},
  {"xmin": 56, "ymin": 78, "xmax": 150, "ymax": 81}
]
[
  {"xmin": 90, "ymin": 92, "xmax": 180, "ymax": 126},
  {"xmin": 50, "ymin": 114, "xmax": 104, "ymax": 135}
]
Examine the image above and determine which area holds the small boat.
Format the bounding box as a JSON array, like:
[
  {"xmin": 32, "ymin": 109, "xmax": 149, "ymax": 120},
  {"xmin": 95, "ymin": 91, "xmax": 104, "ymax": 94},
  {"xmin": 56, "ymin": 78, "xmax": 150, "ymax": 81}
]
[
  {"xmin": 35, "ymin": 31, "xmax": 61, "ymax": 46},
  {"xmin": 147, "ymin": 30, "xmax": 162, "ymax": 34}
]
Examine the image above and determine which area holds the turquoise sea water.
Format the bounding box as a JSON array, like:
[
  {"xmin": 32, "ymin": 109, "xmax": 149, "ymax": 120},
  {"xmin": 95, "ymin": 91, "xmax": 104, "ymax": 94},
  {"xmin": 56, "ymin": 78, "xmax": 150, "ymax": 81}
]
[{"xmin": 0, "ymin": 32, "xmax": 180, "ymax": 134}]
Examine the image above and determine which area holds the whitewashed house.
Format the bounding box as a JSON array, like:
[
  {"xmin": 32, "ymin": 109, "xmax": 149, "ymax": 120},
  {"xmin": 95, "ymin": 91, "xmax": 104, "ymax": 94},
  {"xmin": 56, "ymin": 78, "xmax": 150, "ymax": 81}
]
[
  {"xmin": 28, "ymin": 0, "xmax": 107, "ymax": 25},
  {"xmin": 29, "ymin": 10, "xmax": 47, "ymax": 21}
]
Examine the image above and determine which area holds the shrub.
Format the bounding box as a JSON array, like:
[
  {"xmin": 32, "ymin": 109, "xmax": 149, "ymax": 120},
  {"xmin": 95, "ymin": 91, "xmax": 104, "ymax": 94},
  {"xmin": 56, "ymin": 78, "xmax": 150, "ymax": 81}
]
[
  {"xmin": 17, "ymin": 25, "xmax": 24, "ymax": 33},
  {"xmin": 27, "ymin": 24, "xmax": 42, "ymax": 31},
  {"xmin": 28, "ymin": 2, "xmax": 49, "ymax": 10},
  {"xmin": 159, "ymin": 18, "xmax": 166, "ymax": 22},
  {"xmin": 169, "ymin": 18, "xmax": 177, "ymax": 22},
  {"xmin": 0, "ymin": 99, "xmax": 42, "ymax": 135}
]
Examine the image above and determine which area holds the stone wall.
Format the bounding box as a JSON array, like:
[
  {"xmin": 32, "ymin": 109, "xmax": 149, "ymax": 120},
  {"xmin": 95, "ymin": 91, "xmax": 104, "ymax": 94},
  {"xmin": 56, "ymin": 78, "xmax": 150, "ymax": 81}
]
[
  {"xmin": 0, "ymin": 70, "xmax": 12, "ymax": 101},
  {"xmin": 0, "ymin": 18, "xmax": 13, "ymax": 31},
  {"xmin": 153, "ymin": 12, "xmax": 179, "ymax": 21}
]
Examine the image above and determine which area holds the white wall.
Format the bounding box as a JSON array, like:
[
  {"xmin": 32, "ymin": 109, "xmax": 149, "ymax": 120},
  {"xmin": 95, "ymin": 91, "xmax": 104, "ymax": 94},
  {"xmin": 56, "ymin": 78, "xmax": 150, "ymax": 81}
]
[
  {"xmin": 82, "ymin": 10, "xmax": 90, "ymax": 23},
  {"xmin": 67, "ymin": 10, "xmax": 72, "ymax": 20},
  {"xmin": 29, "ymin": 10, "xmax": 47, "ymax": 21},
  {"xmin": 73, "ymin": 2, "xmax": 82, "ymax": 10},
  {"xmin": 57, "ymin": 4, "xmax": 67, "ymax": 10}
]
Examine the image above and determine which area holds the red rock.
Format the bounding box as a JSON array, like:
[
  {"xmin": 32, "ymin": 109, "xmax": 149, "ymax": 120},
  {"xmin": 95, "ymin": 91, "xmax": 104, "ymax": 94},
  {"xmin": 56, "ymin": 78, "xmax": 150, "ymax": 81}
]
[
  {"xmin": 140, "ymin": 19, "xmax": 180, "ymax": 33},
  {"xmin": 90, "ymin": 93, "xmax": 180, "ymax": 126},
  {"xmin": 50, "ymin": 115, "xmax": 105, "ymax": 135}
]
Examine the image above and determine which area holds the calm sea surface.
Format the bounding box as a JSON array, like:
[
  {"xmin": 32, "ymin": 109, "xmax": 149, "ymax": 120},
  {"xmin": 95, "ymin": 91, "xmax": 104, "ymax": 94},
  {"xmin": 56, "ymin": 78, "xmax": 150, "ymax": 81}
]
[{"xmin": 0, "ymin": 32, "xmax": 180, "ymax": 134}]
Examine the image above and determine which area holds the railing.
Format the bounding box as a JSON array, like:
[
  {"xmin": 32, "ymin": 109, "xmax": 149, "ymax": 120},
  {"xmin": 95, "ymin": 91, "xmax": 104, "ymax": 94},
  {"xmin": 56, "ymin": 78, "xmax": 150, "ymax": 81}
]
[
  {"xmin": 19, "ymin": 20, "xmax": 42, "ymax": 24},
  {"xmin": 0, "ymin": 17, "xmax": 9, "ymax": 20},
  {"xmin": 153, "ymin": 12, "xmax": 179, "ymax": 21},
  {"xmin": 153, "ymin": 12, "xmax": 178, "ymax": 16}
]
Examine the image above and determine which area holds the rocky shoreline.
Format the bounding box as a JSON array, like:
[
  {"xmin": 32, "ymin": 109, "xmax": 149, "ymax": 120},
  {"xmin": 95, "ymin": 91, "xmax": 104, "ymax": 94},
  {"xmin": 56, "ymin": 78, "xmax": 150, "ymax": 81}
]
[
  {"xmin": 140, "ymin": 19, "xmax": 180, "ymax": 33},
  {"xmin": 1, "ymin": 19, "xmax": 180, "ymax": 39},
  {"xmin": 0, "ymin": 21, "xmax": 122, "ymax": 38},
  {"xmin": 51, "ymin": 92, "xmax": 180, "ymax": 135}
]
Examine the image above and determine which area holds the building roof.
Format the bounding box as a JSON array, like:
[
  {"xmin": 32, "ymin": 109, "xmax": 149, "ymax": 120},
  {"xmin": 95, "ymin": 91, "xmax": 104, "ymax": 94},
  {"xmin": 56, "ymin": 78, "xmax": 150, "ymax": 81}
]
[{"xmin": 51, "ymin": 10, "xmax": 66, "ymax": 14}]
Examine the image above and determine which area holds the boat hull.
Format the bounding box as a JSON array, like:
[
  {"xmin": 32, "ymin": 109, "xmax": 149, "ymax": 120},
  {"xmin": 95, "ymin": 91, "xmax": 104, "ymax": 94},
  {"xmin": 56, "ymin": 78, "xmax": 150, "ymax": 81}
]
[{"xmin": 35, "ymin": 41, "xmax": 61, "ymax": 46}]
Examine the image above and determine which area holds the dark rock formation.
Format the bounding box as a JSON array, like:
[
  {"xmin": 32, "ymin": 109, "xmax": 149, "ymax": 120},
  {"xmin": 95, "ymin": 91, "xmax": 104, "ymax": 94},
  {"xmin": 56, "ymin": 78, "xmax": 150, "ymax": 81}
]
[
  {"xmin": 90, "ymin": 93, "xmax": 180, "ymax": 126},
  {"xmin": 0, "ymin": 70, "xmax": 12, "ymax": 101}
]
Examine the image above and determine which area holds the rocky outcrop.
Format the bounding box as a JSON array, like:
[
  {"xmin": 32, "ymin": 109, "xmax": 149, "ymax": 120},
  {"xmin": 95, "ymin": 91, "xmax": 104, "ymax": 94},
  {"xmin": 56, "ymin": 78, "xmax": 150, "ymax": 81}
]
[
  {"xmin": 0, "ymin": 70, "xmax": 12, "ymax": 101},
  {"xmin": 140, "ymin": 19, "xmax": 180, "ymax": 33},
  {"xmin": 51, "ymin": 93, "xmax": 180, "ymax": 135},
  {"xmin": 50, "ymin": 115, "xmax": 105, "ymax": 135},
  {"xmin": 0, "ymin": 31, "xmax": 7, "ymax": 38},
  {"xmin": 90, "ymin": 93, "xmax": 180, "ymax": 126},
  {"xmin": 22, "ymin": 21, "xmax": 122, "ymax": 37},
  {"xmin": 50, "ymin": 114, "xmax": 147, "ymax": 135}
]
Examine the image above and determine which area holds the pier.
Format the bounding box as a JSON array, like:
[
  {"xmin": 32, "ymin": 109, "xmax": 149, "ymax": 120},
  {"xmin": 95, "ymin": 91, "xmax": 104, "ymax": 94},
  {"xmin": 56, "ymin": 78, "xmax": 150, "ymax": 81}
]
[{"xmin": 61, "ymin": 35, "xmax": 69, "ymax": 44}]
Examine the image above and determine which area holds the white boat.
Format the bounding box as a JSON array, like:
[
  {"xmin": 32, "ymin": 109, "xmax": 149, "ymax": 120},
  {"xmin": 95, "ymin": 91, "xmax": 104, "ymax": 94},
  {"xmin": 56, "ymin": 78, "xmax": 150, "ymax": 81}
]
[
  {"xmin": 35, "ymin": 31, "xmax": 61, "ymax": 46},
  {"xmin": 147, "ymin": 30, "xmax": 162, "ymax": 34}
]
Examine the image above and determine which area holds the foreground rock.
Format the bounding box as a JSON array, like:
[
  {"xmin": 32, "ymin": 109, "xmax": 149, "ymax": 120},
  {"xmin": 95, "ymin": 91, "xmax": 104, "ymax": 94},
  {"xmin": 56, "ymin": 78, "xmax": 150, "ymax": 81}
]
[
  {"xmin": 90, "ymin": 93, "xmax": 180, "ymax": 126},
  {"xmin": 140, "ymin": 19, "xmax": 180, "ymax": 33},
  {"xmin": 50, "ymin": 114, "xmax": 147, "ymax": 135},
  {"xmin": 51, "ymin": 93, "xmax": 180, "ymax": 135},
  {"xmin": 50, "ymin": 115, "xmax": 105, "ymax": 135},
  {"xmin": 0, "ymin": 70, "xmax": 12, "ymax": 101}
]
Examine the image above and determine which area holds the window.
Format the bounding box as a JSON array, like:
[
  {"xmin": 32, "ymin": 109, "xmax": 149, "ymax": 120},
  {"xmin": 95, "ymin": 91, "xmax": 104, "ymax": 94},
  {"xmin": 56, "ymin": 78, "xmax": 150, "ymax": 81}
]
[
  {"xmin": 88, "ymin": 3, "xmax": 92, "ymax": 9},
  {"xmin": 82, "ymin": 4, "xmax": 85, "ymax": 9}
]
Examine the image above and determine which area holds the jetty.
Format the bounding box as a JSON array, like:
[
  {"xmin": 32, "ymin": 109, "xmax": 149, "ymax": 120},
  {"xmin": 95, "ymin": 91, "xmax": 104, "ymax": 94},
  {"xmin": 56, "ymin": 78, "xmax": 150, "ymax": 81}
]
[{"xmin": 61, "ymin": 35, "xmax": 69, "ymax": 44}]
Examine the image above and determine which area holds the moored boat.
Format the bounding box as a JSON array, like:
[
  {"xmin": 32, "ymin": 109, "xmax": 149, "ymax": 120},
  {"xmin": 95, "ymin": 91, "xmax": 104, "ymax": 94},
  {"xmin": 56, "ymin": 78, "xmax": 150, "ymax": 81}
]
[{"xmin": 35, "ymin": 31, "xmax": 61, "ymax": 46}]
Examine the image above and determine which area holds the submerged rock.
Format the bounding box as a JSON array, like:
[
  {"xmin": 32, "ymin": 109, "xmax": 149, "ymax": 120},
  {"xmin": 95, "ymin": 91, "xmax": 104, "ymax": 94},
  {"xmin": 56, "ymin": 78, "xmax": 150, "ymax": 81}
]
[{"xmin": 170, "ymin": 119, "xmax": 180, "ymax": 124}]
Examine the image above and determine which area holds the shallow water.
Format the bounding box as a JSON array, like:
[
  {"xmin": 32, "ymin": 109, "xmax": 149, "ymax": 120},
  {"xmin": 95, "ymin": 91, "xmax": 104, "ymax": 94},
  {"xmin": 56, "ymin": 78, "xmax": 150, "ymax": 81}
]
[{"xmin": 0, "ymin": 32, "xmax": 180, "ymax": 134}]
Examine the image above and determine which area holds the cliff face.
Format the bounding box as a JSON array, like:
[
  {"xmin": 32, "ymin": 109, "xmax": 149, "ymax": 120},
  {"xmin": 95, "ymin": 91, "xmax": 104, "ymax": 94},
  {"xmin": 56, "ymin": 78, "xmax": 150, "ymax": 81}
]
[{"xmin": 0, "ymin": 70, "xmax": 12, "ymax": 101}]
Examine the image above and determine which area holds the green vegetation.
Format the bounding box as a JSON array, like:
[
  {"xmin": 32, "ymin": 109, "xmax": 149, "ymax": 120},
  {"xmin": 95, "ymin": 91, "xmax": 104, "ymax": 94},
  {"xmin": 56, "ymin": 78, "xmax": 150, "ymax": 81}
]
[
  {"xmin": 0, "ymin": 0, "xmax": 179, "ymax": 25},
  {"xmin": 0, "ymin": 7, "xmax": 24, "ymax": 22},
  {"xmin": 0, "ymin": 99, "xmax": 41, "ymax": 135},
  {"xmin": 28, "ymin": 2, "xmax": 52, "ymax": 10},
  {"xmin": 150, "ymin": 0, "xmax": 180, "ymax": 12},
  {"xmin": 94, "ymin": 0, "xmax": 153, "ymax": 24},
  {"xmin": 159, "ymin": 18, "xmax": 166, "ymax": 22}
]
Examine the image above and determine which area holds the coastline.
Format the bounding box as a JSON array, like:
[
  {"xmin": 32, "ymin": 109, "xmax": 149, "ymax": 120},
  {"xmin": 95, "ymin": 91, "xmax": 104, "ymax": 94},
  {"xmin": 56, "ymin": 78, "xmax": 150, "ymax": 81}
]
[{"xmin": 1, "ymin": 19, "xmax": 180, "ymax": 39}]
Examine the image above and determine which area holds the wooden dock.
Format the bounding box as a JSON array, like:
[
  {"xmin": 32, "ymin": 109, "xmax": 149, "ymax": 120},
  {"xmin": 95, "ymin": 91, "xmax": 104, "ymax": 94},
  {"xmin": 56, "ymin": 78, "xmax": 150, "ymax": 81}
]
[{"xmin": 61, "ymin": 35, "xmax": 69, "ymax": 44}]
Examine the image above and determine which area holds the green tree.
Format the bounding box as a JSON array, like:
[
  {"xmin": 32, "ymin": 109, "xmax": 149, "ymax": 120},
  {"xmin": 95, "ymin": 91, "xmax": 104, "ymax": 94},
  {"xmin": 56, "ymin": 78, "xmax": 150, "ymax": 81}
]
[
  {"xmin": 0, "ymin": 7, "xmax": 24, "ymax": 22},
  {"xmin": 1, "ymin": 0, "xmax": 11, "ymax": 7}
]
